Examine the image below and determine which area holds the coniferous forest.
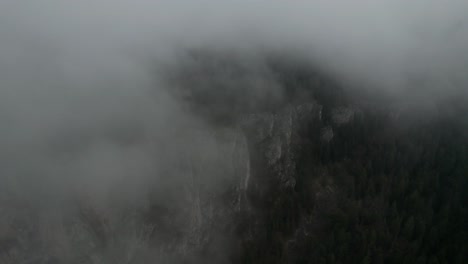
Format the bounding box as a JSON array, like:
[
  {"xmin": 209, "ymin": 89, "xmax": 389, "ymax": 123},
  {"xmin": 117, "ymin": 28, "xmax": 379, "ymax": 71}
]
[
  {"xmin": 234, "ymin": 63, "xmax": 468, "ymax": 264},
  {"xmin": 1, "ymin": 2, "xmax": 468, "ymax": 263}
]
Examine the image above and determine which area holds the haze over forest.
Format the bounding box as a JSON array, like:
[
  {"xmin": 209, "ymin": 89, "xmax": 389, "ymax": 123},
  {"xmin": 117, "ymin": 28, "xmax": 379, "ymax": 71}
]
[{"xmin": 0, "ymin": 1, "xmax": 467, "ymax": 263}]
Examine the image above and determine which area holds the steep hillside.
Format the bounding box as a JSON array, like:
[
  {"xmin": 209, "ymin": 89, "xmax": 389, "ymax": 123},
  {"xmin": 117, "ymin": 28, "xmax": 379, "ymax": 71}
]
[{"xmin": 0, "ymin": 54, "xmax": 467, "ymax": 264}]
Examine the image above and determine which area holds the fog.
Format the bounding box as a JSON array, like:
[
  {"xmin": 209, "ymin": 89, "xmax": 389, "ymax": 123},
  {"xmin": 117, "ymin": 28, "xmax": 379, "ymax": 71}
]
[{"xmin": 0, "ymin": 0, "xmax": 467, "ymax": 262}]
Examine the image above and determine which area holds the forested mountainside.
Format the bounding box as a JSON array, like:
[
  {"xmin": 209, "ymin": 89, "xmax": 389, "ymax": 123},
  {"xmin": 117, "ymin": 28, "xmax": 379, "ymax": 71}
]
[
  {"xmin": 237, "ymin": 86, "xmax": 468, "ymax": 264},
  {"xmin": 174, "ymin": 52, "xmax": 468, "ymax": 264},
  {"xmin": 0, "ymin": 53, "xmax": 467, "ymax": 264}
]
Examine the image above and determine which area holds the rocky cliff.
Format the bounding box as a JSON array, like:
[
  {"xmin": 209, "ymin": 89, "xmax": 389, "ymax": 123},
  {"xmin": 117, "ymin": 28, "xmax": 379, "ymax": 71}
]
[{"xmin": 1, "ymin": 54, "xmax": 466, "ymax": 264}]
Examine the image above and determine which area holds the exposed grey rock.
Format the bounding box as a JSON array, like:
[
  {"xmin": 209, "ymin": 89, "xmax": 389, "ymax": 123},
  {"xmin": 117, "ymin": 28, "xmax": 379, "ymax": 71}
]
[
  {"xmin": 241, "ymin": 103, "xmax": 322, "ymax": 191},
  {"xmin": 321, "ymin": 126, "xmax": 334, "ymax": 142},
  {"xmin": 331, "ymin": 107, "xmax": 355, "ymax": 125},
  {"xmin": 0, "ymin": 100, "xmax": 331, "ymax": 263},
  {"xmin": 297, "ymin": 102, "xmax": 322, "ymax": 122}
]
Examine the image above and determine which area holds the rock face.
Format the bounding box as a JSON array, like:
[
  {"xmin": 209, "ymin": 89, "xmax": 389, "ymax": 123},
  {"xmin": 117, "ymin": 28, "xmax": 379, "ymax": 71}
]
[
  {"xmin": 241, "ymin": 102, "xmax": 322, "ymax": 192},
  {"xmin": 160, "ymin": 101, "xmax": 328, "ymax": 263},
  {"xmin": 4, "ymin": 52, "xmax": 466, "ymax": 263},
  {"xmin": 321, "ymin": 126, "xmax": 334, "ymax": 142},
  {"xmin": 234, "ymin": 100, "xmax": 348, "ymax": 263},
  {"xmin": 0, "ymin": 52, "xmax": 354, "ymax": 263},
  {"xmin": 131, "ymin": 99, "xmax": 340, "ymax": 263},
  {"xmin": 331, "ymin": 107, "xmax": 355, "ymax": 125}
]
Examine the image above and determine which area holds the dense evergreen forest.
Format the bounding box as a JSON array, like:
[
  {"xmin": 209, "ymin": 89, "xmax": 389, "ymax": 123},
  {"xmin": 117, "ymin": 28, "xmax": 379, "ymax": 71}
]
[
  {"xmin": 0, "ymin": 52, "xmax": 466, "ymax": 264},
  {"xmin": 231, "ymin": 60, "xmax": 468, "ymax": 264},
  {"xmin": 165, "ymin": 52, "xmax": 468, "ymax": 263}
]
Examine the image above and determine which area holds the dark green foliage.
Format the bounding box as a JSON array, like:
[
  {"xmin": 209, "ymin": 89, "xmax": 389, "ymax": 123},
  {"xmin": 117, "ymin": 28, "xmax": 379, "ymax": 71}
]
[
  {"xmin": 168, "ymin": 52, "xmax": 467, "ymax": 263},
  {"xmin": 238, "ymin": 78, "xmax": 468, "ymax": 263}
]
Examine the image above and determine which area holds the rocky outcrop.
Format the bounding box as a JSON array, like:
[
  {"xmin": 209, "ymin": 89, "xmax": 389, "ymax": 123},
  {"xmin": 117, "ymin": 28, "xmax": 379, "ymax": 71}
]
[
  {"xmin": 331, "ymin": 107, "xmax": 355, "ymax": 125},
  {"xmin": 241, "ymin": 102, "xmax": 322, "ymax": 191}
]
